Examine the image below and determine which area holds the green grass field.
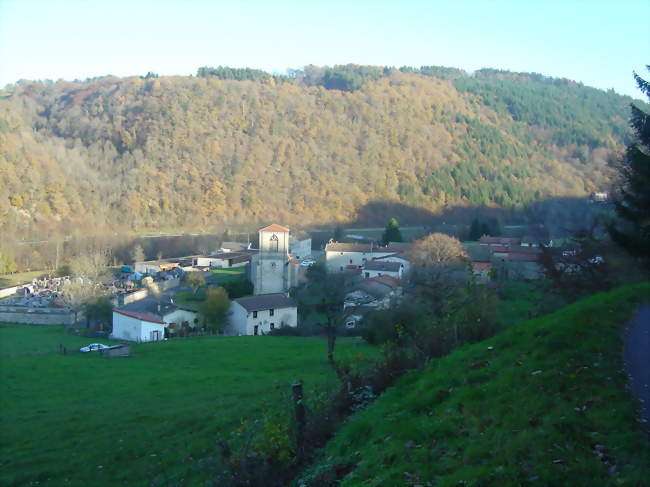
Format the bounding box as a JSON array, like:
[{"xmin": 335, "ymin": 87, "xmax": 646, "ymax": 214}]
[
  {"xmin": 299, "ymin": 283, "xmax": 650, "ymax": 486},
  {"xmin": 0, "ymin": 326, "xmax": 375, "ymax": 486}
]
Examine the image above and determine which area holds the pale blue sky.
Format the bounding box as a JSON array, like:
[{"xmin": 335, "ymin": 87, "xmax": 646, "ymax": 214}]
[{"xmin": 0, "ymin": 0, "xmax": 648, "ymax": 97}]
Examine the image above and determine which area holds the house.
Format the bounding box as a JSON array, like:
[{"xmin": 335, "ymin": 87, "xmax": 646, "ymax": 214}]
[
  {"xmin": 111, "ymin": 310, "xmax": 167, "ymax": 342},
  {"xmin": 345, "ymin": 275, "xmax": 402, "ymax": 310},
  {"xmin": 479, "ymin": 236, "xmax": 522, "ymax": 247},
  {"xmin": 370, "ymin": 254, "xmax": 411, "ymax": 276},
  {"xmin": 521, "ymin": 236, "xmax": 553, "ymax": 248},
  {"xmin": 362, "ymin": 260, "xmax": 403, "ymax": 279},
  {"xmin": 290, "ymin": 233, "xmax": 312, "ymax": 261},
  {"xmin": 134, "ymin": 260, "xmax": 180, "ymax": 275},
  {"xmin": 228, "ymin": 293, "xmax": 297, "ymax": 335},
  {"xmin": 111, "ymin": 298, "xmax": 198, "ymax": 341},
  {"xmin": 221, "ymin": 241, "xmax": 249, "ymax": 252},
  {"xmin": 492, "ymin": 252, "xmax": 543, "ymax": 280},
  {"xmin": 324, "ymin": 242, "xmax": 406, "ymax": 273},
  {"xmin": 251, "ymin": 224, "xmax": 299, "ymax": 295},
  {"xmin": 471, "ymin": 261, "xmax": 492, "ymax": 283},
  {"xmin": 206, "ymin": 251, "xmax": 255, "ymax": 269}
]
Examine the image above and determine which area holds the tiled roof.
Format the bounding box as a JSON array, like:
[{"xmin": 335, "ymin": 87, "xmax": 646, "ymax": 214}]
[
  {"xmin": 260, "ymin": 224, "xmax": 290, "ymax": 233},
  {"xmin": 325, "ymin": 242, "xmax": 404, "ymax": 254},
  {"xmin": 363, "ymin": 261, "xmax": 402, "ymax": 272},
  {"xmin": 508, "ymin": 253, "xmax": 540, "ymax": 262},
  {"xmin": 114, "ymin": 309, "xmax": 165, "ymax": 324},
  {"xmin": 473, "ymin": 262, "xmax": 492, "ymax": 271},
  {"xmin": 479, "ymin": 236, "xmax": 522, "ymax": 245},
  {"xmin": 234, "ymin": 293, "xmax": 296, "ymax": 312},
  {"xmin": 370, "ymin": 275, "xmax": 401, "ymax": 288}
]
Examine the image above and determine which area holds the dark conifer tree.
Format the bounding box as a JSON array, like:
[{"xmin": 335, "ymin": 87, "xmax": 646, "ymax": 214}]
[
  {"xmin": 609, "ymin": 67, "xmax": 650, "ymax": 269},
  {"xmin": 382, "ymin": 218, "xmax": 403, "ymax": 245}
]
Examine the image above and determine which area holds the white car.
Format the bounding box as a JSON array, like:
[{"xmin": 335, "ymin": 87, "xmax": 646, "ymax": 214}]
[
  {"xmin": 79, "ymin": 343, "xmax": 110, "ymax": 353},
  {"xmin": 300, "ymin": 259, "xmax": 316, "ymax": 267}
]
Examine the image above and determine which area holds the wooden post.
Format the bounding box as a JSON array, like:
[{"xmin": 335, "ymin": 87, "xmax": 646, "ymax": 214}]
[{"xmin": 292, "ymin": 380, "xmax": 305, "ymax": 463}]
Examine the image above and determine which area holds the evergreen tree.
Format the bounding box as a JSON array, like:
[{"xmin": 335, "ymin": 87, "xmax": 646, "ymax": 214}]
[
  {"xmin": 382, "ymin": 218, "xmax": 403, "ymax": 245},
  {"xmin": 609, "ymin": 67, "xmax": 650, "ymax": 269},
  {"xmin": 469, "ymin": 218, "xmax": 482, "ymax": 241}
]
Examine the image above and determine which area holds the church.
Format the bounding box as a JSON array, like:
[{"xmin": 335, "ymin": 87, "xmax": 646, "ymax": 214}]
[{"xmin": 250, "ymin": 224, "xmax": 299, "ymax": 295}]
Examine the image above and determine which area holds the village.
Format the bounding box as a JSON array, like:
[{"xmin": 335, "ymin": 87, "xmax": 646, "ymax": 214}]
[{"xmin": 0, "ymin": 221, "xmax": 561, "ymax": 347}]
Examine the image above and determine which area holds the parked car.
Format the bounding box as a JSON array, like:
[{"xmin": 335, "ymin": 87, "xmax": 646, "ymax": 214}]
[
  {"xmin": 79, "ymin": 343, "xmax": 110, "ymax": 353},
  {"xmin": 300, "ymin": 259, "xmax": 316, "ymax": 267}
]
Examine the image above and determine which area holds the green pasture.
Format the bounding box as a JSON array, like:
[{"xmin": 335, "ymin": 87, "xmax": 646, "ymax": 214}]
[
  {"xmin": 299, "ymin": 283, "xmax": 650, "ymax": 486},
  {"xmin": 0, "ymin": 325, "xmax": 375, "ymax": 486}
]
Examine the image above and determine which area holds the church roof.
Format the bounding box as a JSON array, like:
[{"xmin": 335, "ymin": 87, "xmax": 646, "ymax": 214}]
[{"xmin": 260, "ymin": 224, "xmax": 290, "ymax": 233}]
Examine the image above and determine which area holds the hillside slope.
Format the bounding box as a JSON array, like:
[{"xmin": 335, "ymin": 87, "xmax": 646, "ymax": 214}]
[
  {"xmin": 298, "ymin": 283, "xmax": 650, "ymax": 486},
  {"xmin": 0, "ymin": 67, "xmax": 635, "ymax": 236}
]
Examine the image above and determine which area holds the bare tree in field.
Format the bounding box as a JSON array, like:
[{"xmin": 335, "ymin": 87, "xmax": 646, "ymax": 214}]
[{"xmin": 70, "ymin": 248, "xmax": 112, "ymax": 283}]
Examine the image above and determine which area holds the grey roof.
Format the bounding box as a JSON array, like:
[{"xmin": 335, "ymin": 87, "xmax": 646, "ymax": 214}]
[
  {"xmin": 325, "ymin": 242, "xmax": 407, "ymax": 254},
  {"xmin": 119, "ymin": 298, "xmax": 196, "ymax": 318},
  {"xmin": 364, "ymin": 261, "xmax": 402, "ymax": 272},
  {"xmin": 234, "ymin": 294, "xmax": 296, "ymax": 312}
]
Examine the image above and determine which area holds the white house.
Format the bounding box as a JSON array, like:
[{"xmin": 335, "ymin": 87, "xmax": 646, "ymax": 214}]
[
  {"xmin": 324, "ymin": 242, "xmax": 405, "ymax": 273},
  {"xmin": 111, "ymin": 299, "xmax": 198, "ymax": 341},
  {"xmin": 290, "ymin": 235, "xmax": 312, "ymax": 260},
  {"xmin": 228, "ymin": 293, "xmax": 297, "ymax": 335},
  {"xmin": 111, "ymin": 310, "xmax": 167, "ymax": 342},
  {"xmin": 363, "ymin": 260, "xmax": 403, "ymax": 279}
]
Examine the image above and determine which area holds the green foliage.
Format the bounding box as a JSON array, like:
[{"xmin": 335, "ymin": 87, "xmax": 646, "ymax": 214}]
[
  {"xmin": 196, "ymin": 65, "xmax": 281, "ymax": 81},
  {"xmin": 220, "ymin": 278, "xmax": 253, "ymax": 299},
  {"xmin": 609, "ymin": 67, "xmax": 650, "ymax": 268},
  {"xmin": 0, "ymin": 247, "xmax": 17, "ymax": 274},
  {"xmin": 301, "ymin": 283, "xmax": 650, "ymax": 486},
  {"xmin": 83, "ymin": 297, "xmax": 113, "ymax": 326},
  {"xmin": 199, "ymin": 286, "xmax": 230, "ymax": 332},
  {"xmin": 381, "ymin": 217, "xmax": 403, "ymax": 245}
]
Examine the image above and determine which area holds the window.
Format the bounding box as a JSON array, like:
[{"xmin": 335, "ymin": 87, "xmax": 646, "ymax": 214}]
[
  {"xmin": 270, "ymin": 323, "xmax": 275, "ymax": 330},
  {"xmin": 349, "ymin": 259, "xmax": 353, "ymax": 264},
  {"xmin": 253, "ymin": 311, "xmax": 258, "ymax": 318},
  {"xmin": 269, "ymin": 309, "xmax": 274, "ymax": 316},
  {"xmin": 269, "ymin": 234, "xmax": 279, "ymax": 252},
  {"xmin": 365, "ymin": 272, "xmax": 370, "ymax": 278}
]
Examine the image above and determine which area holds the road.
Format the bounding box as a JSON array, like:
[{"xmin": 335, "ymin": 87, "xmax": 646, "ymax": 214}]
[{"xmin": 624, "ymin": 305, "xmax": 650, "ymax": 432}]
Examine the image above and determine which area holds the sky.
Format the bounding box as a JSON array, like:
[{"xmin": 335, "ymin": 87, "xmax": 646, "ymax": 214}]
[{"xmin": 0, "ymin": 0, "xmax": 648, "ymax": 98}]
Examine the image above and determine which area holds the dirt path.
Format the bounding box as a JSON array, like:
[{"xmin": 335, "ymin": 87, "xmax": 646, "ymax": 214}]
[{"xmin": 624, "ymin": 305, "xmax": 650, "ymax": 432}]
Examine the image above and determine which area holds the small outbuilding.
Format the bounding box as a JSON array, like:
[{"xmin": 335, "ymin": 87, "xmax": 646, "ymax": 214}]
[{"xmin": 111, "ymin": 310, "xmax": 166, "ymax": 342}]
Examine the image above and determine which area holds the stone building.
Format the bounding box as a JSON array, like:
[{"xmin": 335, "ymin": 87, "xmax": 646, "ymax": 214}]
[{"xmin": 250, "ymin": 224, "xmax": 299, "ymax": 295}]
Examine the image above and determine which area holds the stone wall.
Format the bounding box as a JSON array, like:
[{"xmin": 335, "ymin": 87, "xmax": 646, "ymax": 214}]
[
  {"xmin": 0, "ymin": 285, "xmax": 22, "ymax": 299},
  {"xmin": 0, "ymin": 310, "xmax": 77, "ymax": 325}
]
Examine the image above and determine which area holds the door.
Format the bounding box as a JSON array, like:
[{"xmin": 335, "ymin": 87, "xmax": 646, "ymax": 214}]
[{"xmin": 254, "ymin": 325, "xmax": 259, "ymax": 336}]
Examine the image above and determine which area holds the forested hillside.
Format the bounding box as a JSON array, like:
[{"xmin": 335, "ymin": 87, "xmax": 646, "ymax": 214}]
[{"xmin": 0, "ymin": 66, "xmax": 637, "ymax": 237}]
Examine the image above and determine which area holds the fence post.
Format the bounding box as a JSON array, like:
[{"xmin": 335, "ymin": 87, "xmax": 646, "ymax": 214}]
[{"xmin": 292, "ymin": 380, "xmax": 305, "ymax": 463}]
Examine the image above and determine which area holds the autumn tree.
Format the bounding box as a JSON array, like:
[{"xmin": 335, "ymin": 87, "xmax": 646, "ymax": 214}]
[
  {"xmin": 408, "ymin": 233, "xmax": 468, "ymax": 317},
  {"xmin": 200, "ymin": 286, "xmax": 230, "ymax": 332},
  {"xmin": 185, "ymin": 271, "xmax": 206, "ymax": 294},
  {"xmin": 608, "ymin": 67, "xmax": 650, "ymax": 269}
]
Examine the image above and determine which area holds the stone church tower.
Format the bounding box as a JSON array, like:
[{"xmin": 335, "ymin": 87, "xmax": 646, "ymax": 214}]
[{"xmin": 251, "ymin": 224, "xmax": 298, "ymax": 295}]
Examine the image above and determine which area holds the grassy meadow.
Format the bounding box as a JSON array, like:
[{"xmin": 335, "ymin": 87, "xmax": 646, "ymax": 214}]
[
  {"xmin": 299, "ymin": 283, "xmax": 650, "ymax": 486},
  {"xmin": 0, "ymin": 325, "xmax": 375, "ymax": 486}
]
